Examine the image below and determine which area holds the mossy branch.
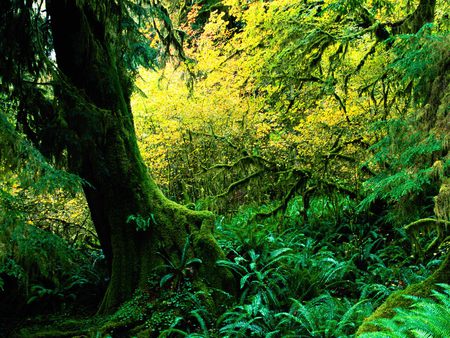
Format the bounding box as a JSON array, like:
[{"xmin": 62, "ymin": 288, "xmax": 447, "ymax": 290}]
[
  {"xmin": 321, "ymin": 179, "xmax": 357, "ymax": 199},
  {"xmin": 203, "ymin": 154, "xmax": 278, "ymax": 172},
  {"xmin": 252, "ymin": 177, "xmax": 307, "ymax": 221},
  {"xmin": 202, "ymin": 156, "xmax": 254, "ymax": 171},
  {"xmin": 321, "ymin": 152, "xmax": 355, "ymax": 163},
  {"xmin": 404, "ymin": 217, "xmax": 450, "ymax": 232},
  {"xmin": 213, "ymin": 170, "xmax": 265, "ymax": 199},
  {"xmin": 404, "ymin": 217, "xmax": 449, "ymax": 258}
]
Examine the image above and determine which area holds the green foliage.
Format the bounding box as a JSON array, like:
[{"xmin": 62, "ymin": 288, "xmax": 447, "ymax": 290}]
[
  {"xmin": 357, "ymin": 17, "xmax": 449, "ymax": 230},
  {"xmin": 127, "ymin": 213, "xmax": 157, "ymax": 231},
  {"xmin": 0, "ymin": 257, "xmax": 25, "ymax": 289},
  {"xmin": 0, "ymin": 119, "xmax": 102, "ymax": 313},
  {"xmin": 110, "ymin": 289, "xmax": 154, "ymax": 324},
  {"xmin": 131, "ymin": 0, "xmax": 449, "ymax": 226},
  {"xmin": 217, "ymin": 247, "xmax": 291, "ymax": 306},
  {"xmin": 206, "ymin": 202, "xmax": 444, "ymax": 337},
  {"xmin": 359, "ymin": 284, "xmax": 450, "ymax": 338},
  {"xmin": 0, "ymin": 215, "xmax": 103, "ymax": 313},
  {"xmin": 2, "ymin": 0, "xmax": 449, "ymax": 336},
  {"xmin": 389, "ymin": 24, "xmax": 449, "ymax": 104},
  {"xmin": 0, "ymin": 106, "xmax": 83, "ymax": 195},
  {"xmin": 159, "ymin": 297, "xmax": 216, "ymax": 337},
  {"xmin": 27, "ymin": 283, "xmax": 72, "ymax": 306},
  {"xmin": 216, "ymin": 213, "xmax": 277, "ymax": 255},
  {"xmin": 360, "ymin": 120, "xmax": 446, "ymax": 224},
  {"xmin": 276, "ymin": 294, "xmax": 372, "ymax": 337},
  {"xmin": 218, "ymin": 294, "xmax": 279, "ymax": 337},
  {"xmin": 156, "ymin": 236, "xmax": 202, "ymax": 289},
  {"xmin": 136, "ymin": 280, "xmax": 220, "ymax": 336}
]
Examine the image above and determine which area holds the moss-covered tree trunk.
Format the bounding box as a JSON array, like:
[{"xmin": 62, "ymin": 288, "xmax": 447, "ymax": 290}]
[{"xmin": 46, "ymin": 0, "xmax": 232, "ymax": 312}]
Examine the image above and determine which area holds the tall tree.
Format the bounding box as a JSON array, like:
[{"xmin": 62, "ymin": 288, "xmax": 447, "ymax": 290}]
[{"xmin": 0, "ymin": 0, "xmax": 232, "ymax": 312}]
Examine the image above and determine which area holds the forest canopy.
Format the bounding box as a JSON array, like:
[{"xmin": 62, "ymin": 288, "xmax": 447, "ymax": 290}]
[{"xmin": 0, "ymin": 0, "xmax": 449, "ymax": 336}]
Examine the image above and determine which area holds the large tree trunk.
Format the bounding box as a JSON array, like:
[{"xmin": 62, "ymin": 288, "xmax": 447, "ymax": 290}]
[{"xmin": 46, "ymin": 0, "xmax": 232, "ymax": 312}]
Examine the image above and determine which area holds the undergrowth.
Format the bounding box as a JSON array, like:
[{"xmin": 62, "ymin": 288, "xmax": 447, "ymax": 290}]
[
  {"xmin": 2, "ymin": 189, "xmax": 447, "ymax": 338},
  {"xmin": 145, "ymin": 196, "xmax": 447, "ymax": 337}
]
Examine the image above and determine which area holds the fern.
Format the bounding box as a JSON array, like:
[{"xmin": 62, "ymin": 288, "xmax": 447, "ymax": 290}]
[
  {"xmin": 276, "ymin": 294, "xmax": 372, "ymax": 337},
  {"xmin": 218, "ymin": 294, "xmax": 276, "ymax": 337},
  {"xmin": 155, "ymin": 236, "xmax": 202, "ymax": 289},
  {"xmin": 217, "ymin": 245, "xmax": 292, "ymax": 307},
  {"xmin": 389, "ymin": 24, "xmax": 449, "ymax": 105},
  {"xmin": 359, "ymin": 119, "xmax": 447, "ymax": 225},
  {"xmin": 0, "ymin": 214, "xmax": 102, "ymax": 311},
  {"xmin": 359, "ymin": 283, "xmax": 393, "ymax": 307},
  {"xmin": 360, "ymin": 284, "xmax": 450, "ymax": 338}
]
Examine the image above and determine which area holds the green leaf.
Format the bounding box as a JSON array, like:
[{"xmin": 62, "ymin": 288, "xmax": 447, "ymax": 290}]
[
  {"xmin": 186, "ymin": 258, "xmax": 202, "ymax": 266},
  {"xmin": 160, "ymin": 273, "xmax": 175, "ymax": 287}
]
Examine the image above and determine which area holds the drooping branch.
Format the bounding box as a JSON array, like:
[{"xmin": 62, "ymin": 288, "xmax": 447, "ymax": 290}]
[
  {"xmin": 321, "ymin": 179, "xmax": 357, "ymax": 199},
  {"xmin": 202, "ymin": 156, "xmax": 254, "ymax": 171},
  {"xmin": 404, "ymin": 217, "xmax": 450, "ymax": 259},
  {"xmin": 252, "ymin": 173, "xmax": 309, "ymax": 221},
  {"xmin": 213, "ymin": 169, "xmax": 265, "ymax": 199}
]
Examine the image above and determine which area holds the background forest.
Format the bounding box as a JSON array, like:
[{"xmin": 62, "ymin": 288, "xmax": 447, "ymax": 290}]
[{"xmin": 0, "ymin": 0, "xmax": 449, "ymax": 337}]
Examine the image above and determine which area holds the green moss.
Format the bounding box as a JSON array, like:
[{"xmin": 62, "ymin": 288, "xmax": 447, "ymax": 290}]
[
  {"xmin": 18, "ymin": 329, "xmax": 87, "ymax": 337},
  {"xmin": 192, "ymin": 218, "xmax": 236, "ymax": 293},
  {"xmin": 17, "ymin": 315, "xmax": 109, "ymax": 338}
]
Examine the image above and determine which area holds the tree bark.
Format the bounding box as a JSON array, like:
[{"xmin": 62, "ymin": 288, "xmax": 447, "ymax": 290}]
[
  {"xmin": 46, "ymin": 0, "xmax": 233, "ymax": 312},
  {"xmin": 392, "ymin": 0, "xmax": 436, "ymax": 35}
]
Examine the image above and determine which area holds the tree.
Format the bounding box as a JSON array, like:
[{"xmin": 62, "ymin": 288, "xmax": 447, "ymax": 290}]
[
  {"xmin": 132, "ymin": 0, "xmax": 445, "ymax": 220},
  {"xmin": 0, "ymin": 0, "xmax": 232, "ymax": 312},
  {"xmin": 131, "ymin": 2, "xmax": 449, "ymax": 332}
]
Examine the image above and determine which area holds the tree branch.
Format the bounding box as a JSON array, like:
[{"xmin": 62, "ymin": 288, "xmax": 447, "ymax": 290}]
[{"xmin": 213, "ymin": 170, "xmax": 265, "ymax": 199}]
